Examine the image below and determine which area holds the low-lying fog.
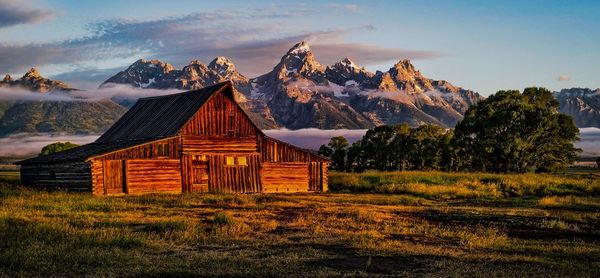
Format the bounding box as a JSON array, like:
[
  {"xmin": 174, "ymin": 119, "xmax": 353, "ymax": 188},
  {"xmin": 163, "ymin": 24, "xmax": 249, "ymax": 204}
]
[{"xmin": 1, "ymin": 128, "xmax": 599, "ymax": 159}]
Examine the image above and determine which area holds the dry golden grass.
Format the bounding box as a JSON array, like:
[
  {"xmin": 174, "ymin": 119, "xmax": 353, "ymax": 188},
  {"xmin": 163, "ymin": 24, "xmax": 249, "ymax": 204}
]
[{"xmin": 0, "ymin": 171, "xmax": 599, "ymax": 277}]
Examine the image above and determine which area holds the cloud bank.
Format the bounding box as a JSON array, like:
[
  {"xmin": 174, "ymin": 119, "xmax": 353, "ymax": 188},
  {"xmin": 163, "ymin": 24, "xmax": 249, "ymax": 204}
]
[
  {"xmin": 0, "ymin": 0, "xmax": 55, "ymax": 29},
  {"xmin": 0, "ymin": 84, "xmax": 183, "ymax": 102},
  {"xmin": 577, "ymin": 127, "xmax": 600, "ymax": 157},
  {"xmin": 2, "ymin": 128, "xmax": 599, "ymax": 158}
]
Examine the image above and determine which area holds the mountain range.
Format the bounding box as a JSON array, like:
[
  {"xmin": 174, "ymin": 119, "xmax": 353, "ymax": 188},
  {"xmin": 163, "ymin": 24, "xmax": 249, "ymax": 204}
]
[
  {"xmin": 0, "ymin": 41, "xmax": 599, "ymax": 136},
  {"xmin": 99, "ymin": 41, "xmax": 482, "ymax": 129}
]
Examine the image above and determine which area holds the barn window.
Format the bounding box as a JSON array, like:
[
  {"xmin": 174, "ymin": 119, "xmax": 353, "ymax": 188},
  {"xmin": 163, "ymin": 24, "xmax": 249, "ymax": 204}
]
[
  {"xmin": 194, "ymin": 155, "xmax": 208, "ymax": 161},
  {"xmin": 225, "ymin": 156, "xmax": 248, "ymax": 166},
  {"xmin": 237, "ymin": 156, "xmax": 247, "ymax": 166},
  {"xmin": 157, "ymin": 143, "xmax": 169, "ymax": 157}
]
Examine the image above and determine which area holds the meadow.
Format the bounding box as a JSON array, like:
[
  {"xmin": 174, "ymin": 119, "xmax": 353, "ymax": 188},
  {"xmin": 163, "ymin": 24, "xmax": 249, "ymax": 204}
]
[{"xmin": 0, "ymin": 170, "xmax": 599, "ymax": 277}]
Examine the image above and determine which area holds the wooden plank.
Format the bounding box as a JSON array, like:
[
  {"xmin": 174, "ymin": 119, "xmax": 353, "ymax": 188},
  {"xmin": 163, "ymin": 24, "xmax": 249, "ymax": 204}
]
[
  {"xmin": 261, "ymin": 162, "xmax": 309, "ymax": 193},
  {"xmin": 125, "ymin": 159, "xmax": 182, "ymax": 194}
]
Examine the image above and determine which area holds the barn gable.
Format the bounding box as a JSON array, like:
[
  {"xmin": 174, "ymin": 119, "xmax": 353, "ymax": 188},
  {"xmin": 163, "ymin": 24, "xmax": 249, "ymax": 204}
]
[{"xmin": 97, "ymin": 82, "xmax": 229, "ymax": 143}]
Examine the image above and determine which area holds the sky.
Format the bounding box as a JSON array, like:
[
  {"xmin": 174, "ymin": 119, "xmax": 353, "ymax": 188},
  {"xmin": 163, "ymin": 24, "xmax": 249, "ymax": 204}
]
[{"xmin": 0, "ymin": 0, "xmax": 599, "ymax": 95}]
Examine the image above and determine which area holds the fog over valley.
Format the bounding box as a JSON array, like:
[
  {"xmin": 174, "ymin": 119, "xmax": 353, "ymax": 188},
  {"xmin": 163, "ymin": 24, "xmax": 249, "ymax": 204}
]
[{"xmin": 2, "ymin": 128, "xmax": 599, "ymax": 159}]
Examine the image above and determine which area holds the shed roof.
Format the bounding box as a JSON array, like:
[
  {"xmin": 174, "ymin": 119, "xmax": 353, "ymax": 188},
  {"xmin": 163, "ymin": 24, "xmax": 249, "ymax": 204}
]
[{"xmin": 15, "ymin": 138, "xmax": 167, "ymax": 165}]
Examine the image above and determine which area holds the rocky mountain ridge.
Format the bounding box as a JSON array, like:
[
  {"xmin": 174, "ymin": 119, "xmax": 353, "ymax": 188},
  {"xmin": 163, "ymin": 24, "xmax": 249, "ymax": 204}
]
[
  {"xmin": 554, "ymin": 88, "xmax": 600, "ymax": 127},
  {"xmin": 0, "ymin": 68, "xmax": 77, "ymax": 92},
  {"xmin": 101, "ymin": 41, "xmax": 484, "ymax": 129}
]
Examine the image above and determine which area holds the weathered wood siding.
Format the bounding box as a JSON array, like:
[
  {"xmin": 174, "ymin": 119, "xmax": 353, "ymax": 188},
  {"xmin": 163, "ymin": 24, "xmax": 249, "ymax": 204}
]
[
  {"xmin": 181, "ymin": 136, "xmax": 258, "ymax": 154},
  {"xmin": 20, "ymin": 162, "xmax": 91, "ymax": 191},
  {"xmin": 103, "ymin": 160, "xmax": 125, "ymax": 194},
  {"xmin": 309, "ymin": 162, "xmax": 328, "ymax": 191},
  {"xmin": 322, "ymin": 163, "xmax": 329, "ymax": 192},
  {"xmin": 259, "ymin": 136, "xmax": 326, "ymax": 163},
  {"xmin": 180, "ymin": 93, "xmax": 258, "ymax": 138},
  {"xmin": 126, "ymin": 159, "xmax": 182, "ymax": 194},
  {"xmin": 91, "ymin": 160, "xmax": 104, "ymax": 195},
  {"xmin": 208, "ymin": 154, "xmax": 261, "ymax": 193},
  {"xmin": 261, "ymin": 162, "xmax": 309, "ymax": 193},
  {"xmin": 92, "ymin": 138, "xmax": 180, "ymax": 161}
]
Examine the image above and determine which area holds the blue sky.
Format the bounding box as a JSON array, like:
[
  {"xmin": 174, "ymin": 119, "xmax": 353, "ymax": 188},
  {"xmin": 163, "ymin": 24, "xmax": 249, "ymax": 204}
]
[{"xmin": 0, "ymin": 0, "xmax": 598, "ymax": 95}]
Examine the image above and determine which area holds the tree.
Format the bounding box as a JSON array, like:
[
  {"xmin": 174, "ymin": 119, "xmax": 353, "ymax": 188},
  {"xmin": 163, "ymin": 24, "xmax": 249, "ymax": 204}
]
[
  {"xmin": 360, "ymin": 125, "xmax": 398, "ymax": 170},
  {"xmin": 318, "ymin": 136, "xmax": 349, "ymax": 171},
  {"xmin": 596, "ymin": 157, "xmax": 600, "ymax": 169},
  {"xmin": 406, "ymin": 125, "xmax": 448, "ymax": 170},
  {"xmin": 39, "ymin": 142, "xmax": 79, "ymax": 156},
  {"xmin": 452, "ymin": 87, "xmax": 580, "ymax": 173},
  {"xmin": 346, "ymin": 140, "xmax": 366, "ymax": 172}
]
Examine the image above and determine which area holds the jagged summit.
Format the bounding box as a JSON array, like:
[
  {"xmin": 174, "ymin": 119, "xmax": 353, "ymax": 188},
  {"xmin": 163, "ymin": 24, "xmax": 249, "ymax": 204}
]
[
  {"xmin": 0, "ymin": 68, "xmax": 76, "ymax": 92},
  {"xmin": 208, "ymin": 56, "xmax": 237, "ymax": 75},
  {"xmin": 23, "ymin": 68, "xmax": 42, "ymax": 78},
  {"xmin": 342, "ymin": 58, "xmax": 359, "ymax": 68},
  {"xmin": 287, "ymin": 41, "xmax": 311, "ymax": 55},
  {"xmin": 271, "ymin": 41, "xmax": 324, "ymax": 80}
]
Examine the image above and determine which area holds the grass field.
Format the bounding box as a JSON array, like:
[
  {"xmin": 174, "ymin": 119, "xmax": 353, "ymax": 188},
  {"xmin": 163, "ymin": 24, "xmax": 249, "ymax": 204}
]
[{"xmin": 1, "ymin": 170, "xmax": 599, "ymax": 277}]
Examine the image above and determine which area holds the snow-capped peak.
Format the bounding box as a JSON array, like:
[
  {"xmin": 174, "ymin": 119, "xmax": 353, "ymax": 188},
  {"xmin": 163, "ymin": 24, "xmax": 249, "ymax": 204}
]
[
  {"xmin": 24, "ymin": 68, "xmax": 42, "ymax": 78},
  {"xmin": 340, "ymin": 57, "xmax": 359, "ymax": 69},
  {"xmin": 209, "ymin": 56, "xmax": 237, "ymax": 75},
  {"xmin": 287, "ymin": 41, "xmax": 311, "ymax": 55}
]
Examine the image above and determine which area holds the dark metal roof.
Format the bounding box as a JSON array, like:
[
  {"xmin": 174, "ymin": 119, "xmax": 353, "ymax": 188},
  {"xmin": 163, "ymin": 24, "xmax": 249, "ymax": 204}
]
[
  {"xmin": 15, "ymin": 138, "xmax": 165, "ymax": 165},
  {"xmin": 96, "ymin": 82, "xmax": 229, "ymax": 143}
]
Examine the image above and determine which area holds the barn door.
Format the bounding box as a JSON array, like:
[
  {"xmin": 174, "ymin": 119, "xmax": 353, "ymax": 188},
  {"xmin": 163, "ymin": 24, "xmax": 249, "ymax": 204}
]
[
  {"xmin": 103, "ymin": 160, "xmax": 126, "ymax": 195},
  {"xmin": 191, "ymin": 155, "xmax": 209, "ymax": 192}
]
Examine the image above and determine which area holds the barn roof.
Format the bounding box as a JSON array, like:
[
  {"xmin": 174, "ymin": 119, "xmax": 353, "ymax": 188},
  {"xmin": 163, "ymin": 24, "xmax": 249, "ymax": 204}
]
[
  {"xmin": 96, "ymin": 82, "xmax": 229, "ymax": 143},
  {"xmin": 15, "ymin": 138, "xmax": 170, "ymax": 165}
]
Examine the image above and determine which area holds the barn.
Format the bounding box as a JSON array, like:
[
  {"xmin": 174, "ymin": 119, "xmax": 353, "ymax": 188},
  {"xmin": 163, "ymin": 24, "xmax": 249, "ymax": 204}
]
[{"xmin": 16, "ymin": 81, "xmax": 330, "ymax": 195}]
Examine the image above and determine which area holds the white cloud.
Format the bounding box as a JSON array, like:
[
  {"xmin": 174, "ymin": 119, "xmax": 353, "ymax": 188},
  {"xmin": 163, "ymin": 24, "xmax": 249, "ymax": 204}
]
[
  {"xmin": 557, "ymin": 75, "xmax": 571, "ymax": 81},
  {"xmin": 0, "ymin": 84, "xmax": 183, "ymax": 102},
  {"xmin": 0, "ymin": 0, "xmax": 55, "ymax": 29}
]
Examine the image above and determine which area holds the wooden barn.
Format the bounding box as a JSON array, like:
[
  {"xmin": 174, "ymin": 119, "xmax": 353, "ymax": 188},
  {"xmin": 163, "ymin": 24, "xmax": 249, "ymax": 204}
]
[{"xmin": 16, "ymin": 81, "xmax": 330, "ymax": 195}]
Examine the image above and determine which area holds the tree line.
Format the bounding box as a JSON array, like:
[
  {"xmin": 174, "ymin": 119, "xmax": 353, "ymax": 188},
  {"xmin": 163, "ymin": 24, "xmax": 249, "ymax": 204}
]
[{"xmin": 318, "ymin": 87, "xmax": 582, "ymax": 173}]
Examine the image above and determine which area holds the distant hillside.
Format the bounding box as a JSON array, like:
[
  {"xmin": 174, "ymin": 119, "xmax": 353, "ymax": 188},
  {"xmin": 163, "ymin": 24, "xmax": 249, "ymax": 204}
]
[
  {"xmin": 0, "ymin": 99, "xmax": 126, "ymax": 136},
  {"xmin": 0, "ymin": 69, "xmax": 127, "ymax": 136}
]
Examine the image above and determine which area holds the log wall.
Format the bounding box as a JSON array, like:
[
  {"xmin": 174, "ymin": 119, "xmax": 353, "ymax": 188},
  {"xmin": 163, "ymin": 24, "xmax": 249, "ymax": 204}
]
[{"xmin": 20, "ymin": 162, "xmax": 91, "ymax": 191}]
